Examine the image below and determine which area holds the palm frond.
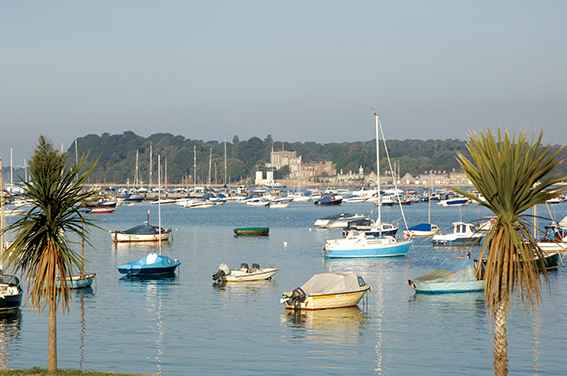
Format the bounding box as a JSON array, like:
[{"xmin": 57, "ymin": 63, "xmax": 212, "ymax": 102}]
[{"xmin": 454, "ymin": 126, "xmax": 565, "ymax": 318}]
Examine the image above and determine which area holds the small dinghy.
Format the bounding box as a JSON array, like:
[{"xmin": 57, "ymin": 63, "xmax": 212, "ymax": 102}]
[{"xmin": 212, "ymin": 263, "xmax": 278, "ymax": 282}]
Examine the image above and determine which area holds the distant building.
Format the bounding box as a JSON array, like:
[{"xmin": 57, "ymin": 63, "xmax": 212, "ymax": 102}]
[
  {"xmin": 267, "ymin": 150, "xmax": 302, "ymax": 179},
  {"xmin": 299, "ymin": 161, "xmax": 336, "ymax": 181}
]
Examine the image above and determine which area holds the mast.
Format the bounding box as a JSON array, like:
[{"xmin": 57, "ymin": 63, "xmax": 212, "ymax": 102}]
[
  {"xmin": 193, "ymin": 145, "xmax": 197, "ymax": 187},
  {"xmin": 149, "ymin": 142, "xmax": 153, "ymax": 190},
  {"xmin": 158, "ymin": 155, "xmax": 162, "ymax": 253},
  {"xmin": 224, "ymin": 139, "xmax": 227, "ymax": 186},
  {"xmin": 208, "ymin": 148, "xmax": 212, "ymax": 187},
  {"xmin": 135, "ymin": 150, "xmax": 139, "ymax": 188},
  {"xmin": 375, "ymin": 113, "xmax": 381, "ymax": 228},
  {"xmin": 1, "ymin": 157, "xmax": 4, "ymax": 268},
  {"xmin": 10, "ymin": 148, "xmax": 13, "ymax": 185},
  {"xmin": 75, "ymin": 140, "xmax": 78, "ymax": 167}
]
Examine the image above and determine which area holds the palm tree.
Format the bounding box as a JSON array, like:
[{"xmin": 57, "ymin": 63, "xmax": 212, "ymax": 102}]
[
  {"xmin": 454, "ymin": 127, "xmax": 565, "ymax": 375},
  {"xmin": 1, "ymin": 135, "xmax": 100, "ymax": 371}
]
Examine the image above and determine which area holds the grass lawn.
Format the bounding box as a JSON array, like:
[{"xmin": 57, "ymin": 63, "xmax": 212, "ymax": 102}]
[{"xmin": 0, "ymin": 367, "xmax": 154, "ymax": 376}]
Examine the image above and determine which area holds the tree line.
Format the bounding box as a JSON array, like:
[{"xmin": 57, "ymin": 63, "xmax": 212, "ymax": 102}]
[{"xmin": 59, "ymin": 131, "xmax": 567, "ymax": 185}]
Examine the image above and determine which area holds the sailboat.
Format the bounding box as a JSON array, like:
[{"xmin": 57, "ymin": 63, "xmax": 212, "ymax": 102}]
[
  {"xmin": 323, "ymin": 114, "xmax": 412, "ymax": 258},
  {"xmin": 404, "ymin": 187, "xmax": 440, "ymax": 237},
  {"xmin": 118, "ymin": 155, "xmax": 180, "ymax": 277},
  {"xmin": 56, "ymin": 212, "xmax": 96, "ymax": 289},
  {"xmin": 0, "ymin": 157, "xmax": 23, "ymax": 312}
]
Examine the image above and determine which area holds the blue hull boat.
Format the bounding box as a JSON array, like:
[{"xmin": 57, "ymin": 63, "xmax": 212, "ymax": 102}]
[{"xmin": 118, "ymin": 253, "xmax": 180, "ymax": 276}]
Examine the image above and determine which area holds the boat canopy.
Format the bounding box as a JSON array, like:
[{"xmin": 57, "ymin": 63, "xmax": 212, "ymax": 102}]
[
  {"xmin": 407, "ymin": 223, "xmax": 434, "ymax": 232},
  {"xmin": 120, "ymin": 225, "xmax": 158, "ymax": 235},
  {"xmin": 300, "ymin": 272, "xmax": 364, "ymax": 295},
  {"xmin": 411, "ymin": 258, "xmax": 479, "ymax": 284}
]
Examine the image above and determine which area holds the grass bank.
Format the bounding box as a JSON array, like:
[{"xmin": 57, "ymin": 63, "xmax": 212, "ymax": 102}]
[{"xmin": 0, "ymin": 368, "xmax": 153, "ymax": 376}]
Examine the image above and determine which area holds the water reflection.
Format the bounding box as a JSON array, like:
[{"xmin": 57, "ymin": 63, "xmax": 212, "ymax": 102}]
[
  {"xmin": 0, "ymin": 310, "xmax": 22, "ymax": 369},
  {"xmin": 212, "ymin": 280, "xmax": 277, "ymax": 302},
  {"xmin": 118, "ymin": 275, "xmax": 176, "ymax": 375},
  {"xmin": 112, "ymin": 241, "xmax": 174, "ymax": 253},
  {"xmin": 281, "ymin": 307, "xmax": 370, "ymax": 344},
  {"xmin": 72, "ymin": 287, "xmax": 95, "ymax": 370}
]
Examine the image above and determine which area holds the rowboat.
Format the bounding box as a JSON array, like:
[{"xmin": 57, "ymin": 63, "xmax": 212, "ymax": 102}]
[
  {"xmin": 280, "ymin": 272, "xmax": 371, "ymax": 311},
  {"xmin": 408, "ymin": 257, "xmax": 484, "ymax": 294},
  {"xmin": 233, "ymin": 227, "xmax": 269, "ymax": 236},
  {"xmin": 212, "ymin": 263, "xmax": 278, "ymax": 282},
  {"xmin": 56, "ymin": 273, "xmax": 96, "ymax": 289}
]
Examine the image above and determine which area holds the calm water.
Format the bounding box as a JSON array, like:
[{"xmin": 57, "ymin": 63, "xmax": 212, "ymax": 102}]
[{"xmin": 1, "ymin": 199, "xmax": 566, "ymax": 375}]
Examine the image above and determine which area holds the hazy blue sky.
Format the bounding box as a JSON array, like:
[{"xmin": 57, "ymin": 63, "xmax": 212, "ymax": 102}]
[{"xmin": 2, "ymin": 1, "xmax": 566, "ymax": 169}]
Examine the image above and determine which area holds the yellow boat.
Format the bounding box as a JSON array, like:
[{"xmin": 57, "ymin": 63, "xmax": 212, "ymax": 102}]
[{"xmin": 280, "ymin": 272, "xmax": 371, "ymax": 311}]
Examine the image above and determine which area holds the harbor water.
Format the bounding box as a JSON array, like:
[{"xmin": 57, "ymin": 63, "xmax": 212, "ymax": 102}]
[{"xmin": 1, "ymin": 199, "xmax": 566, "ymax": 375}]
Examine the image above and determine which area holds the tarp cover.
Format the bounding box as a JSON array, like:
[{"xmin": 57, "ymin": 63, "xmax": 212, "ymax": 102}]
[
  {"xmin": 121, "ymin": 225, "xmax": 157, "ymax": 235},
  {"xmin": 411, "ymin": 258, "xmax": 477, "ymax": 283},
  {"xmin": 300, "ymin": 272, "xmax": 362, "ymax": 295},
  {"xmin": 408, "ymin": 223, "xmax": 434, "ymax": 232}
]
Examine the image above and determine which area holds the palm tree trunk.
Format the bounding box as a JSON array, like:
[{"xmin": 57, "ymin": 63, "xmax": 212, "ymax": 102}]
[
  {"xmin": 493, "ymin": 297, "xmax": 509, "ymax": 376},
  {"xmin": 48, "ymin": 292, "xmax": 57, "ymax": 371}
]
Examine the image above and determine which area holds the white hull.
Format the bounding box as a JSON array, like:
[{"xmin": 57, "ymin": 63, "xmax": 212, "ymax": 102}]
[
  {"xmin": 409, "ymin": 280, "xmax": 484, "ymax": 294},
  {"xmin": 220, "ymin": 268, "xmax": 279, "ymax": 282},
  {"xmin": 110, "ymin": 231, "xmax": 171, "ymax": 242}
]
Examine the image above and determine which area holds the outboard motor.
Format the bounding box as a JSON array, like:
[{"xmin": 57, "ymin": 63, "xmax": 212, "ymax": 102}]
[
  {"xmin": 251, "ymin": 263, "xmax": 260, "ymax": 271},
  {"xmin": 212, "ymin": 263, "xmax": 230, "ymax": 281}
]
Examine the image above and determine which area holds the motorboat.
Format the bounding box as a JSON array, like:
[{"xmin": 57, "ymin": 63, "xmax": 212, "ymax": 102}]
[
  {"xmin": 233, "ymin": 227, "xmax": 269, "ymax": 236},
  {"xmin": 431, "ymin": 221, "xmax": 485, "ymax": 246},
  {"xmin": 342, "ymin": 195, "xmax": 367, "ymax": 203},
  {"xmin": 314, "ymin": 213, "xmax": 367, "ymax": 229},
  {"xmin": 120, "ymin": 193, "xmax": 144, "ymax": 203},
  {"xmin": 313, "ymin": 194, "xmax": 342, "ymax": 206},
  {"xmin": 437, "ymin": 197, "xmax": 470, "ymax": 207},
  {"xmin": 324, "ymin": 230, "xmax": 411, "ymax": 258},
  {"xmin": 408, "ymin": 257, "xmax": 484, "ymax": 294},
  {"xmin": 290, "ymin": 192, "xmax": 311, "ymax": 202},
  {"xmin": 268, "ymin": 200, "xmax": 291, "ymax": 209},
  {"xmin": 110, "ymin": 223, "xmax": 172, "ymax": 242},
  {"xmin": 150, "ymin": 198, "xmax": 178, "ymax": 205},
  {"xmin": 537, "ymin": 215, "xmax": 567, "ymax": 253},
  {"xmin": 56, "ymin": 273, "xmax": 96, "ymax": 289},
  {"xmin": 344, "ymin": 218, "xmax": 398, "ymax": 237},
  {"xmin": 212, "ymin": 263, "xmax": 278, "ymax": 282},
  {"xmin": 118, "ymin": 253, "xmax": 180, "ymax": 276},
  {"xmin": 280, "ymin": 272, "xmax": 371, "ymax": 311},
  {"xmin": 0, "ymin": 274, "xmax": 23, "ymax": 312},
  {"xmin": 404, "ymin": 223, "xmax": 440, "ymax": 237},
  {"xmin": 244, "ymin": 194, "xmax": 270, "ymax": 206},
  {"xmin": 86, "ymin": 198, "xmax": 117, "ymax": 209},
  {"xmin": 89, "ymin": 207, "xmax": 116, "ymax": 214}
]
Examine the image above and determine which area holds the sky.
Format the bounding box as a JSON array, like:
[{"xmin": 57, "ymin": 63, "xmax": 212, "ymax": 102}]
[{"xmin": 2, "ymin": 1, "xmax": 566, "ymax": 170}]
